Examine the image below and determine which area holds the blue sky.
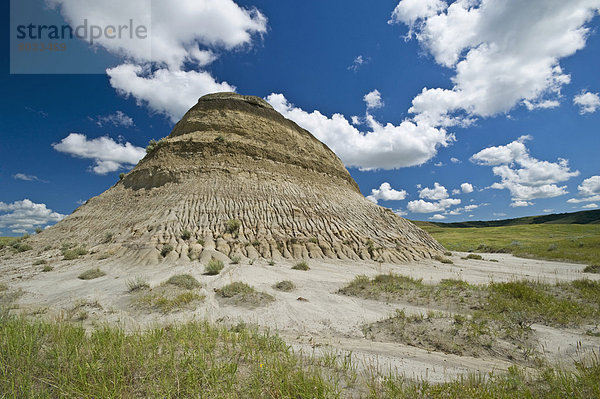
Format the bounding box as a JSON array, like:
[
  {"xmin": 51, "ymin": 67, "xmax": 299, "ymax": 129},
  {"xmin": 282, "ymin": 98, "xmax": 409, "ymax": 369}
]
[{"xmin": 2, "ymin": 0, "xmax": 600, "ymax": 235}]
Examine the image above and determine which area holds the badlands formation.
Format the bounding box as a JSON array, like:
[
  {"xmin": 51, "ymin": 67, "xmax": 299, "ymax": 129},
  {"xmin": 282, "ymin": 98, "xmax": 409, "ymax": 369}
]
[{"xmin": 25, "ymin": 92, "xmax": 444, "ymax": 265}]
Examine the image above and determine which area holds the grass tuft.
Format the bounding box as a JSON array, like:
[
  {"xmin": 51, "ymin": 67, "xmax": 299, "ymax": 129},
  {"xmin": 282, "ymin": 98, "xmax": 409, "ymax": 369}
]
[
  {"xmin": 292, "ymin": 261, "xmax": 310, "ymax": 271},
  {"xmin": 160, "ymin": 244, "xmax": 174, "ymax": 257},
  {"xmin": 127, "ymin": 276, "xmax": 149, "ymax": 292},
  {"xmin": 584, "ymin": 265, "xmax": 600, "ymax": 274},
  {"xmin": 78, "ymin": 268, "xmax": 106, "ymax": 280},
  {"xmin": 216, "ymin": 282, "xmax": 274, "ymax": 307},
  {"xmin": 205, "ymin": 258, "xmax": 224, "ymax": 275},
  {"xmin": 273, "ymin": 280, "xmax": 296, "ymax": 292},
  {"xmin": 165, "ymin": 274, "xmax": 201, "ymax": 290}
]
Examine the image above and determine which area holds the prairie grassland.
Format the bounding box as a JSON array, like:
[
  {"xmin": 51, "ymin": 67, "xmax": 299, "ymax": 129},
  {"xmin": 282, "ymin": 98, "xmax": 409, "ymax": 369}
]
[{"xmin": 416, "ymin": 223, "xmax": 600, "ymax": 265}]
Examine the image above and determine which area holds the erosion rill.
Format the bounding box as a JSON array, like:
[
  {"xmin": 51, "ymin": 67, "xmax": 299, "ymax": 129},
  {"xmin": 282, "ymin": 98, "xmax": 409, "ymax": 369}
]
[{"xmin": 30, "ymin": 93, "xmax": 444, "ymax": 265}]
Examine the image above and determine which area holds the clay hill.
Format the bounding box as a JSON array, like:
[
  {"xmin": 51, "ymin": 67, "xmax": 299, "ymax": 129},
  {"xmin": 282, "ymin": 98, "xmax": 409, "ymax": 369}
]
[{"xmin": 30, "ymin": 93, "xmax": 443, "ymax": 265}]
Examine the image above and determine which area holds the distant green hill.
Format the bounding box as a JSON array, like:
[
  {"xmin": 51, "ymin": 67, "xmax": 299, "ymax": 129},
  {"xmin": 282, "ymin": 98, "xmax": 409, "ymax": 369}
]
[{"xmin": 413, "ymin": 209, "xmax": 600, "ymax": 229}]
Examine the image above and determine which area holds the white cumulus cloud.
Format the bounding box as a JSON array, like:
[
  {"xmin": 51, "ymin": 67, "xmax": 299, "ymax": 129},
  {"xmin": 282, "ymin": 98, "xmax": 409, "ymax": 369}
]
[
  {"xmin": 266, "ymin": 93, "xmax": 453, "ymax": 170},
  {"xmin": 429, "ymin": 214, "xmax": 446, "ymax": 220},
  {"xmin": 366, "ymin": 182, "xmax": 408, "ymax": 203},
  {"xmin": 419, "ymin": 182, "xmax": 448, "ymax": 200},
  {"xmin": 0, "ymin": 199, "xmax": 65, "ymax": 233},
  {"xmin": 390, "ymin": 0, "xmax": 600, "ymax": 127},
  {"xmin": 582, "ymin": 203, "xmax": 598, "ymax": 209},
  {"xmin": 471, "ymin": 135, "xmax": 579, "ymax": 202},
  {"xmin": 461, "ymin": 182, "xmax": 474, "ymax": 193},
  {"xmin": 567, "ymin": 175, "xmax": 600, "ymax": 203},
  {"xmin": 52, "ymin": 133, "xmax": 146, "ymax": 174},
  {"xmin": 364, "ymin": 90, "xmax": 384, "ymax": 110},
  {"xmin": 574, "ymin": 90, "xmax": 600, "ymax": 114}
]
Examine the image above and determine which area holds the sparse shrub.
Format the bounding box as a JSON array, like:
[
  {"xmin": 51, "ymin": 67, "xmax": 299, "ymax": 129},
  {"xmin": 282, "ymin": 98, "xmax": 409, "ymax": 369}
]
[
  {"xmin": 273, "ymin": 280, "xmax": 295, "ymax": 292},
  {"xmin": 74, "ymin": 247, "xmax": 88, "ymax": 256},
  {"xmin": 251, "ymin": 239, "xmax": 260, "ymax": 247},
  {"xmin": 584, "ymin": 265, "xmax": 600, "ymax": 274},
  {"xmin": 216, "ymin": 282, "xmax": 274, "ymax": 307},
  {"xmin": 62, "ymin": 250, "xmax": 79, "ymax": 260},
  {"xmin": 225, "ymin": 219, "xmax": 241, "ymax": 236},
  {"xmin": 443, "ymin": 251, "xmax": 452, "ymax": 256},
  {"xmin": 42, "ymin": 265, "xmax": 53, "ymax": 272},
  {"xmin": 268, "ymin": 259, "xmax": 276, "ymax": 266},
  {"xmin": 463, "ymin": 254, "xmax": 483, "ymax": 260},
  {"xmin": 33, "ymin": 259, "xmax": 47, "ymax": 265},
  {"xmin": 248, "ymin": 258, "xmax": 255, "ymax": 265},
  {"xmin": 12, "ymin": 242, "xmax": 33, "ymax": 253},
  {"xmin": 181, "ymin": 230, "xmax": 191, "ymax": 240},
  {"xmin": 197, "ymin": 239, "xmax": 205, "ymax": 246},
  {"xmin": 102, "ymin": 232, "xmax": 114, "ymax": 244},
  {"xmin": 119, "ymin": 173, "xmax": 125, "ymax": 180},
  {"xmin": 161, "ymin": 244, "xmax": 174, "ymax": 257},
  {"xmin": 292, "ymin": 261, "xmax": 310, "ymax": 271},
  {"xmin": 308, "ymin": 237, "xmax": 318, "ymax": 244},
  {"xmin": 205, "ymin": 258, "xmax": 224, "ymax": 275},
  {"xmin": 127, "ymin": 276, "xmax": 149, "ymax": 292},
  {"xmin": 214, "ymin": 135, "xmax": 225, "ymax": 143},
  {"xmin": 433, "ymin": 255, "xmax": 453, "ymax": 264},
  {"xmin": 78, "ymin": 268, "xmax": 106, "ymax": 280},
  {"xmin": 136, "ymin": 292, "xmax": 204, "ymax": 313},
  {"xmin": 230, "ymin": 255, "xmax": 241, "ymax": 264},
  {"xmin": 35, "ymin": 227, "xmax": 43, "ymax": 234},
  {"xmin": 165, "ymin": 274, "xmax": 201, "ymax": 290},
  {"xmin": 146, "ymin": 138, "xmax": 165, "ymax": 154}
]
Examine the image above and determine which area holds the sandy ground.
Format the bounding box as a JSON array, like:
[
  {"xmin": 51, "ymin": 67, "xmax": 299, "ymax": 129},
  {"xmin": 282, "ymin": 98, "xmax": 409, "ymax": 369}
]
[{"xmin": 1, "ymin": 250, "xmax": 599, "ymax": 382}]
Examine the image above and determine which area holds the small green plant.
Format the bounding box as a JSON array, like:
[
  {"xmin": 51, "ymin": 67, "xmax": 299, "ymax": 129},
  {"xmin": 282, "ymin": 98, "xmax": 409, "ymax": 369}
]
[
  {"xmin": 273, "ymin": 280, "xmax": 295, "ymax": 292},
  {"xmin": 127, "ymin": 276, "xmax": 149, "ymax": 292},
  {"xmin": 102, "ymin": 232, "xmax": 114, "ymax": 244},
  {"xmin": 161, "ymin": 244, "xmax": 174, "ymax": 257},
  {"xmin": 11, "ymin": 242, "xmax": 33, "ymax": 253},
  {"xmin": 119, "ymin": 173, "xmax": 125, "ymax": 180},
  {"xmin": 205, "ymin": 258, "xmax": 224, "ymax": 275},
  {"xmin": 136, "ymin": 292, "xmax": 204, "ymax": 313},
  {"xmin": 181, "ymin": 230, "xmax": 191, "ymax": 240},
  {"xmin": 225, "ymin": 219, "xmax": 241, "ymax": 236},
  {"xmin": 35, "ymin": 227, "xmax": 43, "ymax": 234},
  {"xmin": 216, "ymin": 282, "xmax": 274, "ymax": 307},
  {"xmin": 78, "ymin": 268, "xmax": 106, "ymax": 280},
  {"xmin": 42, "ymin": 265, "xmax": 54, "ymax": 272},
  {"xmin": 443, "ymin": 251, "xmax": 452, "ymax": 256},
  {"xmin": 214, "ymin": 135, "xmax": 226, "ymax": 143},
  {"xmin": 165, "ymin": 274, "xmax": 201, "ymax": 290},
  {"xmin": 268, "ymin": 259, "xmax": 276, "ymax": 266},
  {"xmin": 308, "ymin": 237, "xmax": 318, "ymax": 244},
  {"xmin": 197, "ymin": 238, "xmax": 205, "ymax": 246},
  {"xmin": 433, "ymin": 255, "xmax": 453, "ymax": 264},
  {"xmin": 463, "ymin": 253, "xmax": 483, "ymax": 260},
  {"xmin": 251, "ymin": 239, "xmax": 260, "ymax": 247},
  {"xmin": 33, "ymin": 259, "xmax": 47, "ymax": 265},
  {"xmin": 248, "ymin": 258, "xmax": 256, "ymax": 265},
  {"xmin": 230, "ymin": 255, "xmax": 241, "ymax": 264},
  {"xmin": 584, "ymin": 265, "xmax": 600, "ymax": 274},
  {"xmin": 145, "ymin": 138, "xmax": 165, "ymax": 154},
  {"xmin": 292, "ymin": 261, "xmax": 310, "ymax": 271}
]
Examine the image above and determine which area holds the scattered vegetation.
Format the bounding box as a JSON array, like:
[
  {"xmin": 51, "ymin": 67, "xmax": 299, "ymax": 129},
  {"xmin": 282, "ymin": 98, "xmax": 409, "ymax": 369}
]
[
  {"xmin": 62, "ymin": 246, "xmax": 87, "ymax": 260},
  {"xmin": 292, "ymin": 261, "xmax": 310, "ymax": 271},
  {"xmin": 584, "ymin": 265, "xmax": 600, "ymax": 274},
  {"xmin": 127, "ymin": 276, "xmax": 149, "ymax": 293},
  {"xmin": 35, "ymin": 227, "xmax": 43, "ymax": 234},
  {"xmin": 181, "ymin": 230, "xmax": 192, "ymax": 240},
  {"xmin": 216, "ymin": 282, "xmax": 274, "ymax": 307},
  {"xmin": 230, "ymin": 255, "xmax": 241, "ymax": 264},
  {"xmin": 205, "ymin": 258, "xmax": 224, "ymax": 275},
  {"xmin": 78, "ymin": 268, "xmax": 106, "ymax": 280},
  {"xmin": 33, "ymin": 259, "xmax": 47, "ymax": 265},
  {"xmin": 11, "ymin": 241, "xmax": 33, "ymax": 253},
  {"xmin": 41, "ymin": 265, "xmax": 53, "ymax": 272},
  {"xmin": 102, "ymin": 232, "xmax": 114, "ymax": 244},
  {"xmin": 417, "ymin": 223, "xmax": 600, "ymax": 265},
  {"xmin": 462, "ymin": 253, "xmax": 483, "ymax": 260},
  {"xmin": 433, "ymin": 254, "xmax": 453, "ymax": 264},
  {"xmin": 160, "ymin": 244, "xmax": 174, "ymax": 257},
  {"xmin": 119, "ymin": 172, "xmax": 125, "ymax": 180},
  {"xmin": 214, "ymin": 135, "xmax": 226, "ymax": 143},
  {"xmin": 0, "ymin": 237, "xmax": 18, "ymax": 250},
  {"xmin": 273, "ymin": 280, "xmax": 296, "ymax": 292},
  {"xmin": 268, "ymin": 259, "xmax": 276, "ymax": 266},
  {"xmin": 145, "ymin": 138, "xmax": 166, "ymax": 154},
  {"xmin": 165, "ymin": 274, "xmax": 201, "ymax": 290},
  {"xmin": 225, "ymin": 219, "xmax": 241, "ymax": 236},
  {"xmin": 135, "ymin": 292, "xmax": 204, "ymax": 313}
]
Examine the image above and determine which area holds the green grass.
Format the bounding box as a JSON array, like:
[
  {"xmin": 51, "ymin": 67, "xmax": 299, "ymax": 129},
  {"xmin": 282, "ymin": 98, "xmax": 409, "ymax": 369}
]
[
  {"xmin": 341, "ymin": 274, "xmax": 600, "ymax": 327},
  {"xmin": 1, "ymin": 312, "xmax": 599, "ymax": 398},
  {"xmin": 205, "ymin": 258, "xmax": 224, "ymax": 275},
  {"xmin": 160, "ymin": 244, "xmax": 174, "ymax": 257},
  {"xmin": 165, "ymin": 274, "xmax": 201, "ymax": 290},
  {"xmin": 216, "ymin": 282, "xmax": 274, "ymax": 307},
  {"xmin": 292, "ymin": 261, "xmax": 310, "ymax": 271},
  {"xmin": 62, "ymin": 246, "xmax": 87, "ymax": 261},
  {"xmin": 135, "ymin": 292, "xmax": 204, "ymax": 313},
  {"xmin": 418, "ymin": 223, "xmax": 600, "ymax": 265},
  {"xmin": 126, "ymin": 276, "xmax": 149, "ymax": 292},
  {"xmin": 0, "ymin": 236, "xmax": 18, "ymax": 250},
  {"xmin": 273, "ymin": 280, "xmax": 296, "ymax": 292},
  {"xmin": 41, "ymin": 265, "xmax": 53, "ymax": 272},
  {"xmin": 78, "ymin": 268, "xmax": 106, "ymax": 280},
  {"xmin": 584, "ymin": 265, "xmax": 600, "ymax": 274}
]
